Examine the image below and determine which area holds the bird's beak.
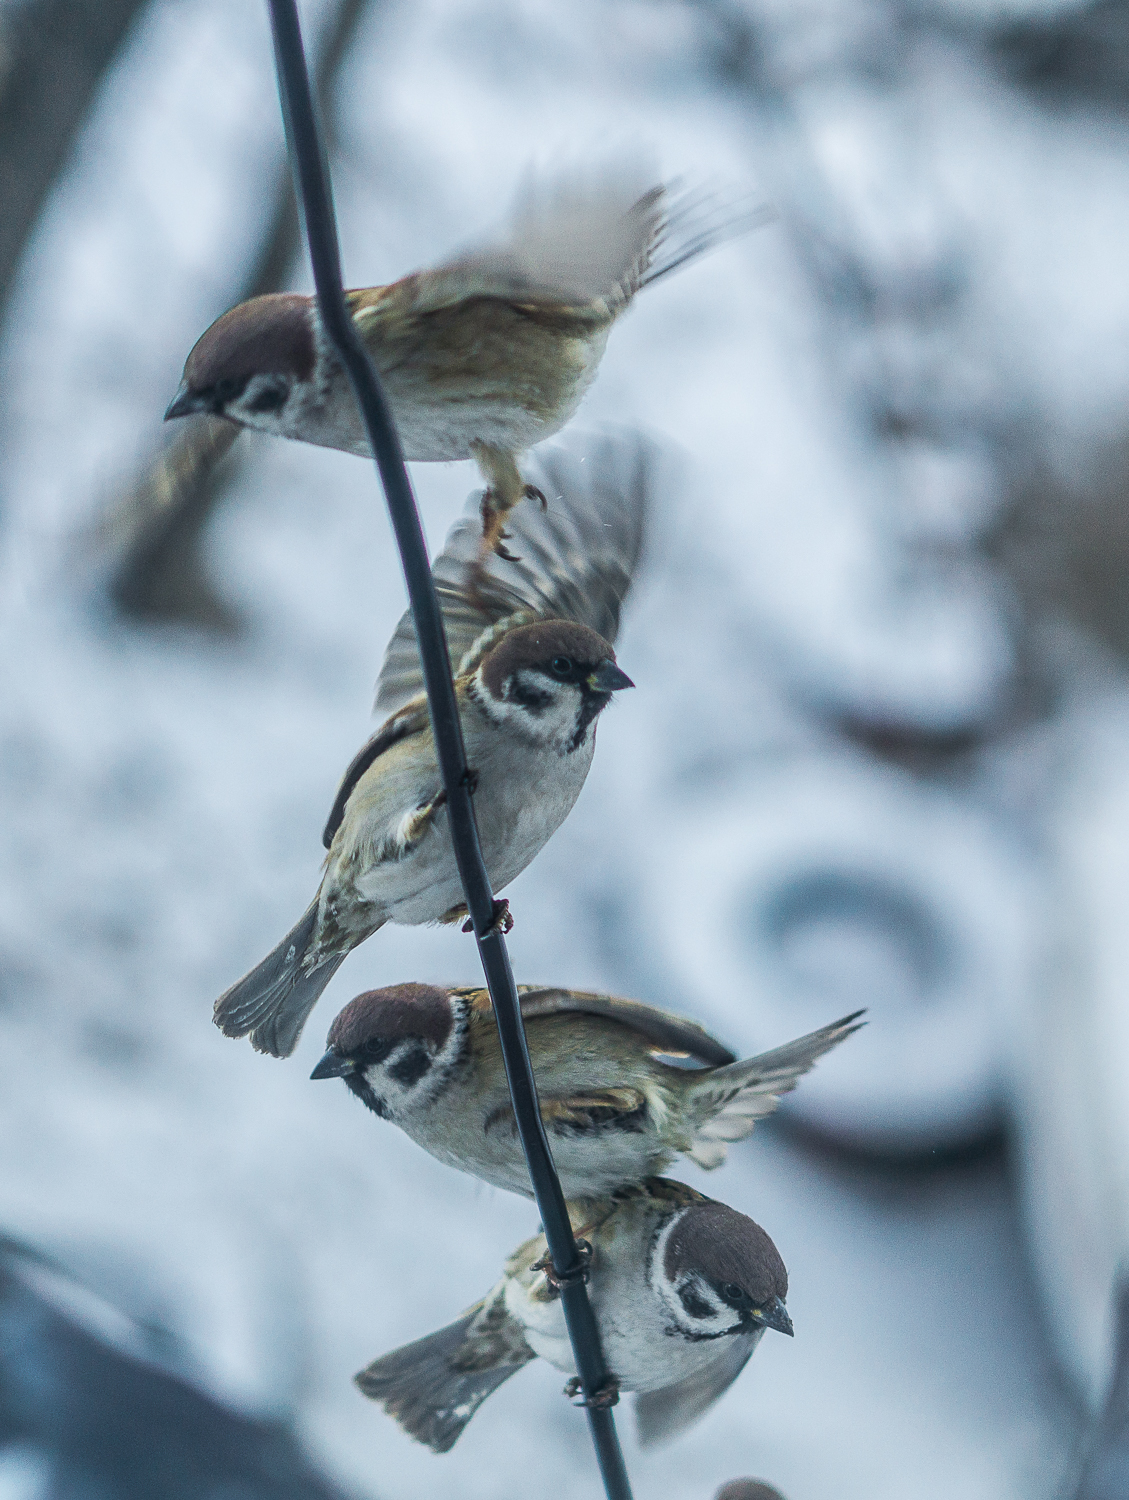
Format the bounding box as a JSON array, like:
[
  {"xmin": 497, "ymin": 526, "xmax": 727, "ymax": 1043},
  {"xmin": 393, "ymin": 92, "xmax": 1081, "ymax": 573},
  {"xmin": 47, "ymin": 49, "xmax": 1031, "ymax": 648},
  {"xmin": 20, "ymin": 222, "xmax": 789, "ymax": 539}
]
[
  {"xmin": 311, "ymin": 1049, "xmax": 354, "ymax": 1081},
  {"xmin": 752, "ymin": 1296, "xmax": 794, "ymax": 1338},
  {"xmin": 588, "ymin": 660, "xmax": 634, "ymax": 693},
  {"xmin": 164, "ymin": 381, "xmax": 209, "ymax": 422}
]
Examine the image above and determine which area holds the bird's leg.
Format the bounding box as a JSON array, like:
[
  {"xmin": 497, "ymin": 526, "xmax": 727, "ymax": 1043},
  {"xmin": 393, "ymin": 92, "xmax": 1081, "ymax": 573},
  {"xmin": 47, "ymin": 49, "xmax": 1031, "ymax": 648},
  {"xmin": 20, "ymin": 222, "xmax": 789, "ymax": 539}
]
[
  {"xmin": 378, "ymin": 789, "xmax": 447, "ymax": 861},
  {"xmin": 564, "ymin": 1374, "xmax": 620, "ymax": 1409},
  {"xmin": 470, "ymin": 442, "xmax": 534, "ymax": 560},
  {"xmin": 532, "ymin": 1239, "xmax": 593, "ymax": 1296},
  {"xmin": 459, "ymin": 898, "xmax": 513, "ymax": 936}
]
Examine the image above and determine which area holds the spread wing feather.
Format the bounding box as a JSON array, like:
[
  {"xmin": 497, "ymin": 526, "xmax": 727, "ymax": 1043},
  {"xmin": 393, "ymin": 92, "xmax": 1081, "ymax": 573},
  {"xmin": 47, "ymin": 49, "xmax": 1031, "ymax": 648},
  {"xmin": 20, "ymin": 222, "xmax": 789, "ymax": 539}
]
[
  {"xmin": 405, "ymin": 172, "xmax": 771, "ymax": 315},
  {"xmin": 634, "ymin": 1331, "xmax": 760, "ymax": 1447},
  {"xmin": 453, "ymin": 984, "xmax": 736, "ymax": 1067},
  {"xmin": 683, "ymin": 1011, "xmax": 866, "ymax": 1169},
  {"xmin": 514, "ymin": 987, "xmax": 736, "ymax": 1067},
  {"xmin": 405, "ymin": 168, "xmax": 666, "ymax": 314},
  {"xmin": 374, "ymin": 430, "xmax": 651, "ymax": 719}
]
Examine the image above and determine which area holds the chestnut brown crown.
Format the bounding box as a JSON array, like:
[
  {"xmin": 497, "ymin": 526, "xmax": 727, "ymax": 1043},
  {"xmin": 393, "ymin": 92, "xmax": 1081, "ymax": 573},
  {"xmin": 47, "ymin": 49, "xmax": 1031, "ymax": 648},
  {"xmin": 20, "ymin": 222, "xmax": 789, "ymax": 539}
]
[
  {"xmin": 479, "ymin": 620, "xmax": 631, "ymax": 700},
  {"xmin": 176, "ymin": 293, "xmax": 315, "ymax": 408},
  {"xmin": 664, "ymin": 1202, "xmax": 789, "ymax": 1309},
  {"xmin": 325, "ymin": 983, "xmax": 454, "ymax": 1057}
]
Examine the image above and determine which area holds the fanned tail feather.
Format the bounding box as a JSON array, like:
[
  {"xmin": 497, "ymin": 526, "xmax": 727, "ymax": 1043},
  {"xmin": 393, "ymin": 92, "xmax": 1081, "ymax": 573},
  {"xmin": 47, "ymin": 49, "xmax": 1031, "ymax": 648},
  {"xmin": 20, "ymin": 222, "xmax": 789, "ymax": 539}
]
[
  {"xmin": 212, "ymin": 900, "xmax": 351, "ymax": 1058},
  {"xmin": 355, "ymin": 1305, "xmax": 534, "ymax": 1454}
]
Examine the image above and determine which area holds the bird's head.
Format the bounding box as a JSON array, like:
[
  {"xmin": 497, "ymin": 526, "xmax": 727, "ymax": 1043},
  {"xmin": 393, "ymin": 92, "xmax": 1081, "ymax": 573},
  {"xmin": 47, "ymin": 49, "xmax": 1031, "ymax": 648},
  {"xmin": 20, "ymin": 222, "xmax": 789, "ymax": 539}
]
[
  {"xmin": 164, "ymin": 293, "xmax": 318, "ymax": 436},
  {"xmin": 311, "ymin": 984, "xmax": 466, "ymax": 1118},
  {"xmin": 471, "ymin": 619, "xmax": 633, "ymax": 753},
  {"xmin": 654, "ymin": 1201, "xmax": 793, "ymax": 1342}
]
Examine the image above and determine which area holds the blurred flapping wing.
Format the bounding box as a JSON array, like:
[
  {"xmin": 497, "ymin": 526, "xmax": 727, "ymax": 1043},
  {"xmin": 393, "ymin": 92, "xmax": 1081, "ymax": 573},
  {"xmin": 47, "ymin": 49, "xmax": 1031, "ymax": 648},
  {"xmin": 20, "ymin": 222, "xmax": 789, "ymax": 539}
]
[{"xmin": 374, "ymin": 430, "xmax": 652, "ymax": 720}]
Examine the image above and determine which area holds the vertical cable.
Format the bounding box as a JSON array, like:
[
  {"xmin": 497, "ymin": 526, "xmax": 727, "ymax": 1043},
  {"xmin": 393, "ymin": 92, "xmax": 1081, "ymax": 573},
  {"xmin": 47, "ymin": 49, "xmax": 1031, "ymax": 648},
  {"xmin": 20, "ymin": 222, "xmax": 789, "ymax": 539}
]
[{"xmin": 265, "ymin": 4, "xmax": 633, "ymax": 1495}]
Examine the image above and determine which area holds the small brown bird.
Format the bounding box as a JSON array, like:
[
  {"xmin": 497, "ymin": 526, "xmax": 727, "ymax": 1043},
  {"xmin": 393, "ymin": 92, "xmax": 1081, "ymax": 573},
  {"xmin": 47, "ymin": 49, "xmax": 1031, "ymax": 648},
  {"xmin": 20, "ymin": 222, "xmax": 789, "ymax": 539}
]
[
  {"xmin": 355, "ymin": 1177, "xmax": 793, "ymax": 1452},
  {"xmin": 312, "ymin": 983, "xmax": 863, "ymax": 1198},
  {"xmin": 213, "ymin": 434, "xmax": 648, "ymax": 1058},
  {"xmin": 164, "ymin": 168, "xmax": 765, "ymax": 551},
  {"xmin": 714, "ymin": 1483, "xmax": 788, "ymax": 1500}
]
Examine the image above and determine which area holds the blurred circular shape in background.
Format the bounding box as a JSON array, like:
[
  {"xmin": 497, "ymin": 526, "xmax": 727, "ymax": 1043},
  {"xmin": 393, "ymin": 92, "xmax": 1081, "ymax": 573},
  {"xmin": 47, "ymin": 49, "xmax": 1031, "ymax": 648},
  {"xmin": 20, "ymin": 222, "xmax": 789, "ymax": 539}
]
[{"xmin": 632, "ymin": 754, "xmax": 1041, "ymax": 1155}]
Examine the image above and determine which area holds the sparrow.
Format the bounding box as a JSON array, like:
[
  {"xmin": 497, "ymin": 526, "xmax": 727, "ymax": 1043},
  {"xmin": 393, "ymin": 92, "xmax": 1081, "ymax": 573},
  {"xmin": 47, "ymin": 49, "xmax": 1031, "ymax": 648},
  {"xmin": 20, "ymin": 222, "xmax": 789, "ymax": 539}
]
[
  {"xmin": 714, "ymin": 1483, "xmax": 788, "ymax": 1500},
  {"xmin": 312, "ymin": 982, "xmax": 863, "ymax": 1198},
  {"xmin": 164, "ymin": 167, "xmax": 766, "ymax": 553},
  {"xmin": 213, "ymin": 433, "xmax": 649, "ymax": 1058},
  {"xmin": 355, "ymin": 1177, "xmax": 793, "ymax": 1452}
]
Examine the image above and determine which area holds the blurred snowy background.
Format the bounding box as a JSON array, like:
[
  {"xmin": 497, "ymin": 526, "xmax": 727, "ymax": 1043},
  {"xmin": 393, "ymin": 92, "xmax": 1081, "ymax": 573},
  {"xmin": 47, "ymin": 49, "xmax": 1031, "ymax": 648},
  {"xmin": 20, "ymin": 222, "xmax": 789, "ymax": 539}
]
[{"xmin": 4, "ymin": 0, "xmax": 1129, "ymax": 1496}]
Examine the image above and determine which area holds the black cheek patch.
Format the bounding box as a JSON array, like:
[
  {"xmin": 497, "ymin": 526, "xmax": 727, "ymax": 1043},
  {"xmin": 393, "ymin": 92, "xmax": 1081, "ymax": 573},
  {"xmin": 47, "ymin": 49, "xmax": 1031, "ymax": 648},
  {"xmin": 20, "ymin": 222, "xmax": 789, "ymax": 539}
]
[
  {"xmin": 344, "ymin": 1073, "xmax": 389, "ymax": 1119},
  {"xmin": 246, "ymin": 382, "xmax": 287, "ymax": 414},
  {"xmin": 677, "ymin": 1282, "xmax": 716, "ymax": 1321},
  {"xmin": 388, "ymin": 1043, "xmax": 432, "ymax": 1087}
]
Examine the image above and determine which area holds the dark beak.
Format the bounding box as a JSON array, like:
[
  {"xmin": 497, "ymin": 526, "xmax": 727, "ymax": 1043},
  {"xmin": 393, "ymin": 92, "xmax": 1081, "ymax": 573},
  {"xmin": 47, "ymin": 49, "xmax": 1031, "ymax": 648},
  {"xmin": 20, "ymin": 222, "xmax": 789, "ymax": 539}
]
[
  {"xmin": 164, "ymin": 381, "xmax": 210, "ymax": 422},
  {"xmin": 753, "ymin": 1296, "xmax": 794, "ymax": 1338},
  {"xmin": 311, "ymin": 1048, "xmax": 354, "ymax": 1081},
  {"xmin": 588, "ymin": 660, "xmax": 634, "ymax": 693}
]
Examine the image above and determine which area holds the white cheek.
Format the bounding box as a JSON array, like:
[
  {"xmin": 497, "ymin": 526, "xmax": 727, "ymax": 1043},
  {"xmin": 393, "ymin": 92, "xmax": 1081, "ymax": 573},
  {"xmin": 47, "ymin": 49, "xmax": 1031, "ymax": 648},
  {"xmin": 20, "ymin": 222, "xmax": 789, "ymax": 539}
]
[{"xmin": 504, "ymin": 675, "xmax": 582, "ymax": 745}]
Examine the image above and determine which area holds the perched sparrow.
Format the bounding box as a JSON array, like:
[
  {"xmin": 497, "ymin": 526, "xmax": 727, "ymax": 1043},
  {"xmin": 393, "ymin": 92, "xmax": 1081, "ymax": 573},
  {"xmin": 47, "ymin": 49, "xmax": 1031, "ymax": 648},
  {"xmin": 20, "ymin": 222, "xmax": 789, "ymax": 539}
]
[
  {"xmin": 355, "ymin": 1177, "xmax": 793, "ymax": 1452},
  {"xmin": 312, "ymin": 982, "xmax": 863, "ymax": 1198},
  {"xmin": 214, "ymin": 435, "xmax": 648, "ymax": 1058},
  {"xmin": 165, "ymin": 168, "xmax": 765, "ymax": 552}
]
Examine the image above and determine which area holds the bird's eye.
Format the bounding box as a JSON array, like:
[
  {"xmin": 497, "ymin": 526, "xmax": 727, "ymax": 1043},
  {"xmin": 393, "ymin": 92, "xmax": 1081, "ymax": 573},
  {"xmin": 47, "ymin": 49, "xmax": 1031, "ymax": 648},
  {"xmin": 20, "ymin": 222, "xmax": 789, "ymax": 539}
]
[
  {"xmin": 214, "ymin": 376, "xmax": 244, "ymax": 402},
  {"xmin": 722, "ymin": 1282, "xmax": 746, "ymax": 1304},
  {"xmin": 549, "ymin": 656, "xmax": 573, "ymax": 678},
  {"xmin": 362, "ymin": 1037, "xmax": 388, "ymax": 1057},
  {"xmin": 247, "ymin": 383, "xmax": 287, "ymax": 414}
]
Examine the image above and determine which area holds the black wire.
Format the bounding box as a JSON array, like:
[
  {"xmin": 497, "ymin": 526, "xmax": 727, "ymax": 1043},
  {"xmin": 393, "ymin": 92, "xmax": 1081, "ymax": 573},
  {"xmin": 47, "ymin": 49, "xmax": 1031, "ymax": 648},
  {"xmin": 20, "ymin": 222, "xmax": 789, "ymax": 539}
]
[{"xmin": 266, "ymin": 4, "xmax": 633, "ymax": 1496}]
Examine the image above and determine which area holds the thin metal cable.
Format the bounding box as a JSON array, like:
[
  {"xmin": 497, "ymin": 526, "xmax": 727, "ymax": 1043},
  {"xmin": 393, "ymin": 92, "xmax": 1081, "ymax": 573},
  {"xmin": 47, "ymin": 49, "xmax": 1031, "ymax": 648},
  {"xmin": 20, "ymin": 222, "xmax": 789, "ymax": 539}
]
[{"xmin": 265, "ymin": 4, "xmax": 634, "ymax": 1495}]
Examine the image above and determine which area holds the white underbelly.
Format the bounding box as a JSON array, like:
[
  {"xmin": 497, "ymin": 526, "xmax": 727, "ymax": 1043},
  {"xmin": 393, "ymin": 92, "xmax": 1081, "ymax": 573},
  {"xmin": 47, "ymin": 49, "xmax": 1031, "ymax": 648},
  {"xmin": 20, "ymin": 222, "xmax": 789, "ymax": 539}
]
[{"xmin": 353, "ymin": 734, "xmax": 593, "ymax": 927}]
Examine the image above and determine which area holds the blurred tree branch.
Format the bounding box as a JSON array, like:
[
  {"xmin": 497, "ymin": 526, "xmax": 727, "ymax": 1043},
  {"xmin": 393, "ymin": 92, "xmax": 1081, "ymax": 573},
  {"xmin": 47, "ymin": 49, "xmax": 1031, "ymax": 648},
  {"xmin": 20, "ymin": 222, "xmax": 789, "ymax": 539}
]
[
  {"xmin": 0, "ymin": 0, "xmax": 148, "ymax": 309},
  {"xmin": 94, "ymin": 0, "xmax": 371, "ymax": 629}
]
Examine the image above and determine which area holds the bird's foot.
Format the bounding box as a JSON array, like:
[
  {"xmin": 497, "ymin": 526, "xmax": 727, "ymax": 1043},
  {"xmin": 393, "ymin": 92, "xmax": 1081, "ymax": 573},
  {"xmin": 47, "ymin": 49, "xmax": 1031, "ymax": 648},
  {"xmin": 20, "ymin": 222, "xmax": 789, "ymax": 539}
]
[
  {"xmin": 460, "ymin": 898, "xmax": 513, "ymax": 936},
  {"xmin": 533, "ymin": 1239, "xmax": 593, "ymax": 1296},
  {"xmin": 523, "ymin": 483, "xmax": 548, "ymax": 511},
  {"xmin": 479, "ymin": 492, "xmax": 521, "ymax": 562},
  {"xmin": 564, "ymin": 1374, "xmax": 619, "ymax": 1410}
]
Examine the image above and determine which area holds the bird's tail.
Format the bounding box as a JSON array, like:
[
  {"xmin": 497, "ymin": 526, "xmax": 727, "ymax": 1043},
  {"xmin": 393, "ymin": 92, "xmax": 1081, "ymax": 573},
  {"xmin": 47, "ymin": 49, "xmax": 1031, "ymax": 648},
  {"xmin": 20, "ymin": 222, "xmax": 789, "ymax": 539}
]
[
  {"xmin": 683, "ymin": 1011, "xmax": 866, "ymax": 1168},
  {"xmin": 213, "ymin": 900, "xmax": 349, "ymax": 1058},
  {"xmin": 355, "ymin": 1303, "xmax": 534, "ymax": 1454}
]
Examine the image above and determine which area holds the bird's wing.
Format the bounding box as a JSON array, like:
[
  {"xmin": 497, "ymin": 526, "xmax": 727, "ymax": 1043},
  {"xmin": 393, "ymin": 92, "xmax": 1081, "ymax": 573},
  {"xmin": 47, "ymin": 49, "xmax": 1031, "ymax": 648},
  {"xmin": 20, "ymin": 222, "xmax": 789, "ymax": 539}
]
[
  {"xmin": 484, "ymin": 1086, "xmax": 649, "ymax": 1139},
  {"xmin": 513, "ymin": 987, "xmax": 736, "ymax": 1067},
  {"xmin": 355, "ymin": 1283, "xmax": 534, "ymax": 1454},
  {"xmin": 682, "ymin": 1012, "xmax": 866, "ymax": 1168},
  {"xmin": 321, "ymin": 699, "xmax": 431, "ymax": 850},
  {"xmin": 634, "ymin": 1331, "xmax": 759, "ymax": 1448},
  {"xmin": 453, "ymin": 984, "xmax": 735, "ymax": 1066},
  {"xmin": 637, "ymin": 185, "xmax": 774, "ymax": 292},
  {"xmin": 408, "ymin": 167, "xmax": 666, "ymax": 315},
  {"xmin": 402, "ymin": 172, "xmax": 771, "ymax": 315},
  {"xmin": 374, "ymin": 430, "xmax": 652, "ymax": 719}
]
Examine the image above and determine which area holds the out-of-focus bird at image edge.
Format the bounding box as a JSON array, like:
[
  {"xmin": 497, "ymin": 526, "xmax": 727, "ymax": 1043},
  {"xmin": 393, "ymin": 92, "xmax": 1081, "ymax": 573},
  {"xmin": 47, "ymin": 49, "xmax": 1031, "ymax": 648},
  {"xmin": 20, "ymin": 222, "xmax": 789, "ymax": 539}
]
[
  {"xmin": 714, "ymin": 1482, "xmax": 788, "ymax": 1500},
  {"xmin": 312, "ymin": 983, "xmax": 864, "ymax": 1197},
  {"xmin": 354, "ymin": 1178, "xmax": 793, "ymax": 1452},
  {"xmin": 165, "ymin": 167, "xmax": 769, "ymax": 552},
  {"xmin": 213, "ymin": 433, "xmax": 649, "ymax": 1058}
]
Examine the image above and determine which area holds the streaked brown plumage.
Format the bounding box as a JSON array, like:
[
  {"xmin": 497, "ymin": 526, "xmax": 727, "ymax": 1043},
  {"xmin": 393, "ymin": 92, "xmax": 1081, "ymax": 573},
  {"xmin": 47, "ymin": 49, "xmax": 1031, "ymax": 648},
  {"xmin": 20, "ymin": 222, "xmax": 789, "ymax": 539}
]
[
  {"xmin": 312, "ymin": 981, "xmax": 864, "ymax": 1198},
  {"xmin": 211, "ymin": 433, "xmax": 649, "ymax": 1058},
  {"xmin": 165, "ymin": 168, "xmax": 768, "ymax": 551},
  {"xmin": 354, "ymin": 1177, "xmax": 793, "ymax": 1452}
]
